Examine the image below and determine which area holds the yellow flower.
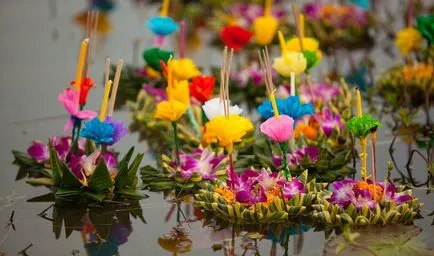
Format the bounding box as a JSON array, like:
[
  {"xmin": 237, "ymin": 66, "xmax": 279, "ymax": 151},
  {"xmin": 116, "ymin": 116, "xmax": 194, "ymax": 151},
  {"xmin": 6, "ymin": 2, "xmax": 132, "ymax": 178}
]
[
  {"xmin": 204, "ymin": 115, "xmax": 254, "ymax": 150},
  {"xmin": 167, "ymin": 79, "xmax": 190, "ymax": 106},
  {"xmin": 395, "ymin": 27, "xmax": 423, "ymax": 56},
  {"xmin": 171, "ymin": 58, "xmax": 201, "ymax": 81},
  {"xmin": 286, "ymin": 37, "xmax": 322, "ymax": 61},
  {"xmin": 402, "ymin": 63, "xmax": 434, "ymax": 85},
  {"xmin": 155, "ymin": 100, "xmax": 188, "ymax": 122},
  {"xmin": 253, "ymin": 16, "xmax": 278, "ymax": 46},
  {"xmin": 273, "ymin": 51, "xmax": 307, "ymax": 76}
]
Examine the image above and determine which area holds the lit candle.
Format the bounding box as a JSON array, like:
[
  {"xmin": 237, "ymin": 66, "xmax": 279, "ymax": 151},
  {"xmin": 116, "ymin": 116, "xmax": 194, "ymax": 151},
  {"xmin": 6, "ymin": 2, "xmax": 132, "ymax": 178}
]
[
  {"xmin": 160, "ymin": 0, "xmax": 170, "ymax": 17},
  {"xmin": 356, "ymin": 89, "xmax": 362, "ymax": 117},
  {"xmin": 277, "ymin": 31, "xmax": 288, "ymax": 56},
  {"xmin": 107, "ymin": 59, "xmax": 124, "ymax": 117},
  {"xmin": 270, "ymin": 92, "xmax": 280, "ymax": 119},
  {"xmin": 99, "ymin": 80, "xmax": 112, "ymax": 122},
  {"xmin": 264, "ymin": 0, "xmax": 272, "ymax": 16},
  {"xmin": 299, "ymin": 14, "xmax": 305, "ymax": 38},
  {"xmin": 290, "ymin": 72, "xmax": 295, "ymax": 96},
  {"xmin": 74, "ymin": 39, "xmax": 89, "ymax": 91}
]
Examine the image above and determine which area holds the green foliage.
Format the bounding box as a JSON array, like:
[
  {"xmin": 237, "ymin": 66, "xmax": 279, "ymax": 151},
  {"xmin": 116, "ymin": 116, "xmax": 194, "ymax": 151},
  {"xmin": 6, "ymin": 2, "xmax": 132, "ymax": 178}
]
[{"xmin": 345, "ymin": 114, "xmax": 381, "ymax": 138}]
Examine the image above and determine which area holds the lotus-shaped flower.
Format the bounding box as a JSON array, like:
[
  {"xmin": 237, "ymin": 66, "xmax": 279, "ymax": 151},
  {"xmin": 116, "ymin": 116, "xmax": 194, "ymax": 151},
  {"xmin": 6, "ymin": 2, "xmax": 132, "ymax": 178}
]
[
  {"xmin": 143, "ymin": 48, "xmax": 173, "ymax": 72},
  {"xmin": 273, "ymin": 51, "xmax": 307, "ymax": 76},
  {"xmin": 220, "ymin": 26, "xmax": 253, "ymax": 51},
  {"xmin": 171, "ymin": 58, "xmax": 201, "ymax": 81},
  {"xmin": 155, "ymin": 100, "xmax": 188, "ymax": 122},
  {"xmin": 147, "ymin": 16, "xmax": 179, "ymax": 36},
  {"xmin": 253, "ymin": 15, "xmax": 278, "ymax": 45},
  {"xmin": 189, "ymin": 76, "xmax": 215, "ymax": 104},
  {"xmin": 58, "ymin": 89, "xmax": 97, "ymax": 131},
  {"xmin": 257, "ymin": 96, "xmax": 315, "ymax": 122},
  {"xmin": 260, "ymin": 115, "xmax": 294, "ymax": 143},
  {"xmin": 202, "ymin": 97, "xmax": 243, "ymax": 121}
]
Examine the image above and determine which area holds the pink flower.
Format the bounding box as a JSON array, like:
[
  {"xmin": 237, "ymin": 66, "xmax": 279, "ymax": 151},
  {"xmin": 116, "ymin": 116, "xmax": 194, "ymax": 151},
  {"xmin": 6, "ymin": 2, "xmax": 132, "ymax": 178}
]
[
  {"xmin": 27, "ymin": 141, "xmax": 49, "ymax": 162},
  {"xmin": 58, "ymin": 89, "xmax": 97, "ymax": 131},
  {"xmin": 260, "ymin": 115, "xmax": 294, "ymax": 143}
]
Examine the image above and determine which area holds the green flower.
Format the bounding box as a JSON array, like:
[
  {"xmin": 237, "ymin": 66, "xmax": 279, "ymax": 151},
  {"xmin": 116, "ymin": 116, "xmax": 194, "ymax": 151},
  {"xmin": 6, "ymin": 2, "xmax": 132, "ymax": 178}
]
[
  {"xmin": 345, "ymin": 114, "xmax": 381, "ymax": 138},
  {"xmin": 416, "ymin": 15, "xmax": 434, "ymax": 44},
  {"xmin": 303, "ymin": 50, "xmax": 319, "ymax": 71},
  {"xmin": 142, "ymin": 48, "xmax": 173, "ymax": 72}
]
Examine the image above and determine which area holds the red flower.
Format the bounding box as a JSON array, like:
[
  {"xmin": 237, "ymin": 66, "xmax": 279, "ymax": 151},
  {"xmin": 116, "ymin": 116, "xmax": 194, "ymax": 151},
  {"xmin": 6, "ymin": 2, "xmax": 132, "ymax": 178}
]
[
  {"xmin": 70, "ymin": 77, "xmax": 95, "ymax": 106},
  {"xmin": 220, "ymin": 26, "xmax": 253, "ymax": 51},
  {"xmin": 189, "ymin": 75, "xmax": 215, "ymax": 103}
]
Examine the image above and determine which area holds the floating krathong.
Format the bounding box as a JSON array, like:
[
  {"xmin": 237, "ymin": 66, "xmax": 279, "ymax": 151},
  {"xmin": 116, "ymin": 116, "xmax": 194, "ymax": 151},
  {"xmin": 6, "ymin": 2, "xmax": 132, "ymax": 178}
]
[
  {"xmin": 12, "ymin": 33, "xmax": 144, "ymax": 203},
  {"xmin": 194, "ymin": 170, "xmax": 325, "ymax": 224}
]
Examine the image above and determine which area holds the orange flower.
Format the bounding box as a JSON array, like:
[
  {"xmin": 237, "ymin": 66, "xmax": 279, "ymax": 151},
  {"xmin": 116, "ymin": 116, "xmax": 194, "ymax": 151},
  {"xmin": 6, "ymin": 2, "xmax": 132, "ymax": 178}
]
[
  {"xmin": 294, "ymin": 117, "xmax": 320, "ymax": 140},
  {"xmin": 356, "ymin": 181, "xmax": 383, "ymax": 200},
  {"xmin": 402, "ymin": 64, "xmax": 434, "ymax": 84},
  {"xmin": 215, "ymin": 187, "xmax": 235, "ymax": 204}
]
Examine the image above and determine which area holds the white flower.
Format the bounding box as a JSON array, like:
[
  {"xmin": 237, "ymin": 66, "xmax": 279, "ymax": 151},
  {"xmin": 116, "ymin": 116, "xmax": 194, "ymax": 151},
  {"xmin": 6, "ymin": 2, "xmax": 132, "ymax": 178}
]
[
  {"xmin": 202, "ymin": 97, "xmax": 243, "ymax": 120},
  {"xmin": 272, "ymin": 51, "xmax": 307, "ymax": 77}
]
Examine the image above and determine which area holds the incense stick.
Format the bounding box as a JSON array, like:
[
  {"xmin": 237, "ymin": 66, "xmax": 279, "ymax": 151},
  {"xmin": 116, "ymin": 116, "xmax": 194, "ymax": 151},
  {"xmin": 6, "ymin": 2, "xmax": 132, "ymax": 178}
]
[
  {"xmin": 291, "ymin": 5, "xmax": 304, "ymax": 51},
  {"xmin": 107, "ymin": 59, "xmax": 124, "ymax": 117},
  {"xmin": 105, "ymin": 57, "xmax": 110, "ymax": 86}
]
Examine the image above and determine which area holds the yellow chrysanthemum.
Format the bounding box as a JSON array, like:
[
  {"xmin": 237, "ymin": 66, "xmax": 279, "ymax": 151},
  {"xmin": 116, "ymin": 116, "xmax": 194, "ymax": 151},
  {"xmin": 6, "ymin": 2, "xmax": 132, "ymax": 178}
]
[
  {"xmin": 273, "ymin": 51, "xmax": 307, "ymax": 76},
  {"xmin": 167, "ymin": 79, "xmax": 190, "ymax": 106},
  {"xmin": 402, "ymin": 63, "xmax": 434, "ymax": 84},
  {"xmin": 253, "ymin": 16, "xmax": 278, "ymax": 46},
  {"xmin": 155, "ymin": 100, "xmax": 188, "ymax": 122},
  {"xmin": 171, "ymin": 58, "xmax": 201, "ymax": 81},
  {"xmin": 395, "ymin": 27, "xmax": 423, "ymax": 56},
  {"xmin": 204, "ymin": 115, "xmax": 254, "ymax": 151},
  {"xmin": 286, "ymin": 37, "xmax": 322, "ymax": 61}
]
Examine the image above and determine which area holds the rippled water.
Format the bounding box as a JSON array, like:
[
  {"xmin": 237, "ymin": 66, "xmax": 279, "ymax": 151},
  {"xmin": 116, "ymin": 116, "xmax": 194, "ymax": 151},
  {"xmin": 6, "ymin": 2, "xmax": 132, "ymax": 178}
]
[{"xmin": 0, "ymin": 1, "xmax": 432, "ymax": 255}]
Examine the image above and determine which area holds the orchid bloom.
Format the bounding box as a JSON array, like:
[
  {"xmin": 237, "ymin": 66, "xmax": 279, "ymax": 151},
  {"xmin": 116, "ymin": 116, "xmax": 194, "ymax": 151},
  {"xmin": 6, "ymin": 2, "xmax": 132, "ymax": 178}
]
[
  {"xmin": 179, "ymin": 148, "xmax": 225, "ymax": 181},
  {"xmin": 58, "ymin": 89, "xmax": 97, "ymax": 131},
  {"xmin": 27, "ymin": 141, "xmax": 49, "ymax": 163},
  {"xmin": 317, "ymin": 107, "xmax": 344, "ymax": 137}
]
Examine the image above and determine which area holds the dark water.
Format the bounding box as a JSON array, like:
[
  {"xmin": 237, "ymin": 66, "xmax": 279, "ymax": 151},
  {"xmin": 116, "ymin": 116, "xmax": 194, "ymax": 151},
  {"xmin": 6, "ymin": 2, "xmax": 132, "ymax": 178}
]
[{"xmin": 0, "ymin": 1, "xmax": 433, "ymax": 255}]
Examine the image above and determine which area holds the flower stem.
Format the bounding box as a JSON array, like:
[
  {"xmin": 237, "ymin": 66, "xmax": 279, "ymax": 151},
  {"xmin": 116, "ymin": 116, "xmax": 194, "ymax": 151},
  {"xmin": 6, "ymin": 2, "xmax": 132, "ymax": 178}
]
[
  {"xmin": 371, "ymin": 131, "xmax": 377, "ymax": 199},
  {"xmin": 228, "ymin": 147, "xmax": 234, "ymax": 171},
  {"xmin": 280, "ymin": 142, "xmax": 291, "ymax": 180},
  {"xmin": 172, "ymin": 121, "xmax": 180, "ymax": 165}
]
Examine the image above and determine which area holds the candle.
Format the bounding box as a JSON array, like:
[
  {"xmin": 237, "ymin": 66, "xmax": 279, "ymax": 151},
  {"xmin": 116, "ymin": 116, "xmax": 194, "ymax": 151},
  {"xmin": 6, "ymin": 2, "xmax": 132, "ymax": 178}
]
[
  {"xmin": 290, "ymin": 72, "xmax": 296, "ymax": 96},
  {"xmin": 160, "ymin": 0, "xmax": 170, "ymax": 17},
  {"xmin": 356, "ymin": 89, "xmax": 362, "ymax": 117},
  {"xmin": 107, "ymin": 59, "xmax": 124, "ymax": 117},
  {"xmin": 299, "ymin": 14, "xmax": 305, "ymax": 38},
  {"xmin": 99, "ymin": 80, "xmax": 112, "ymax": 122},
  {"xmin": 277, "ymin": 31, "xmax": 288, "ymax": 56},
  {"xmin": 167, "ymin": 58, "xmax": 173, "ymax": 90},
  {"xmin": 74, "ymin": 39, "xmax": 89, "ymax": 91},
  {"xmin": 264, "ymin": 0, "xmax": 272, "ymax": 16},
  {"xmin": 270, "ymin": 92, "xmax": 280, "ymax": 119}
]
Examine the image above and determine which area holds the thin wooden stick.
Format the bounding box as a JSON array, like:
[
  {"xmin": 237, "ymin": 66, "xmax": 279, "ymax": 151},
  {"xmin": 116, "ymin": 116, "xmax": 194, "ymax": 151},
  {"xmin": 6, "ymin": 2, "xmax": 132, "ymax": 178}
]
[
  {"xmin": 224, "ymin": 48, "xmax": 234, "ymax": 117},
  {"xmin": 107, "ymin": 59, "xmax": 124, "ymax": 117},
  {"xmin": 105, "ymin": 57, "xmax": 110, "ymax": 86},
  {"xmin": 220, "ymin": 47, "xmax": 227, "ymax": 103},
  {"xmin": 291, "ymin": 5, "xmax": 304, "ymax": 51}
]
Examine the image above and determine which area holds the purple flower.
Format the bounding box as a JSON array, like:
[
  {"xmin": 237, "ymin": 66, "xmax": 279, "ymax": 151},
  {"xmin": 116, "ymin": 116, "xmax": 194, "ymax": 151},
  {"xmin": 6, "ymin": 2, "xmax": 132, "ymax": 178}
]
[
  {"xmin": 303, "ymin": 3, "xmax": 322, "ymax": 19},
  {"xmin": 299, "ymin": 83, "xmax": 340, "ymax": 103},
  {"xmin": 257, "ymin": 168, "xmax": 283, "ymax": 191},
  {"xmin": 68, "ymin": 154, "xmax": 85, "ymax": 180},
  {"xmin": 378, "ymin": 182, "xmax": 412, "ymax": 205},
  {"xmin": 68, "ymin": 151, "xmax": 118, "ymax": 180},
  {"xmin": 346, "ymin": 5, "xmax": 368, "ymax": 27},
  {"xmin": 235, "ymin": 183, "xmax": 267, "ymax": 205},
  {"xmin": 273, "ymin": 146, "xmax": 319, "ymax": 168},
  {"xmin": 143, "ymin": 84, "xmax": 167, "ymax": 102},
  {"xmin": 104, "ymin": 117, "xmax": 127, "ymax": 145},
  {"xmin": 328, "ymin": 179, "xmax": 358, "ymax": 208},
  {"xmin": 317, "ymin": 107, "xmax": 344, "ymax": 137},
  {"xmin": 279, "ymin": 178, "xmax": 306, "ymax": 199},
  {"xmin": 179, "ymin": 148, "xmax": 225, "ymax": 181},
  {"xmin": 49, "ymin": 136, "xmax": 72, "ymax": 161},
  {"xmin": 101, "ymin": 151, "xmax": 118, "ymax": 175},
  {"xmin": 352, "ymin": 189, "xmax": 376, "ymax": 210},
  {"xmin": 27, "ymin": 141, "xmax": 49, "ymax": 162}
]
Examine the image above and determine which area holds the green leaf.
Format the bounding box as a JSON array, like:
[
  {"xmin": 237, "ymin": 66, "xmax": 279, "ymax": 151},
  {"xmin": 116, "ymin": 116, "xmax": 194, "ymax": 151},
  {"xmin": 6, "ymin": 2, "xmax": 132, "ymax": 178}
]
[
  {"xmin": 114, "ymin": 147, "xmax": 135, "ymax": 188},
  {"xmin": 61, "ymin": 163, "xmax": 83, "ymax": 189},
  {"xmin": 84, "ymin": 139, "xmax": 96, "ymax": 155},
  {"xmin": 115, "ymin": 189, "xmax": 145, "ymax": 199},
  {"xmin": 26, "ymin": 177, "xmax": 55, "ymax": 186},
  {"xmin": 27, "ymin": 193, "xmax": 55, "ymax": 202},
  {"xmin": 55, "ymin": 188, "xmax": 82, "ymax": 198},
  {"xmin": 84, "ymin": 192, "xmax": 106, "ymax": 202},
  {"xmin": 116, "ymin": 151, "xmax": 144, "ymax": 191},
  {"xmin": 11, "ymin": 150, "xmax": 36, "ymax": 166},
  {"xmin": 87, "ymin": 160, "xmax": 113, "ymax": 194},
  {"xmin": 49, "ymin": 146, "xmax": 62, "ymax": 186}
]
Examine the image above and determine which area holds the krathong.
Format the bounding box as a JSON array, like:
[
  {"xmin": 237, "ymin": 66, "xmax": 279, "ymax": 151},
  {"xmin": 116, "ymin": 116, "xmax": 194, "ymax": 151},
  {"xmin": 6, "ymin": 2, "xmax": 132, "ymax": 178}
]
[{"xmin": 12, "ymin": 45, "xmax": 144, "ymax": 203}]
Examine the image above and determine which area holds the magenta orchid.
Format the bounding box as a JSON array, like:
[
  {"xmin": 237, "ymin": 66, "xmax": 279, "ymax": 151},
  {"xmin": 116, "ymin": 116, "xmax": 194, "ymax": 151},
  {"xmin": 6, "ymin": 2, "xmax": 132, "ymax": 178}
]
[
  {"xmin": 299, "ymin": 82, "xmax": 340, "ymax": 103},
  {"xmin": 273, "ymin": 146, "xmax": 319, "ymax": 168},
  {"xmin": 58, "ymin": 89, "xmax": 97, "ymax": 131},
  {"xmin": 317, "ymin": 107, "xmax": 344, "ymax": 137},
  {"xmin": 27, "ymin": 141, "xmax": 49, "ymax": 163},
  {"xmin": 279, "ymin": 178, "xmax": 306, "ymax": 199},
  {"xmin": 179, "ymin": 148, "xmax": 225, "ymax": 181},
  {"xmin": 68, "ymin": 151, "xmax": 118, "ymax": 182}
]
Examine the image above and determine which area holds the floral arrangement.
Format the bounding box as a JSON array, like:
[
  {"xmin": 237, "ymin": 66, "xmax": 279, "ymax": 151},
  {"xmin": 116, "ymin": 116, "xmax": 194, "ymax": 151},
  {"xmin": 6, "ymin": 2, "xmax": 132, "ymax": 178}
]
[
  {"xmin": 194, "ymin": 169, "xmax": 325, "ymax": 223},
  {"xmin": 302, "ymin": 2, "xmax": 375, "ymax": 52},
  {"xmin": 12, "ymin": 39, "xmax": 144, "ymax": 203}
]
